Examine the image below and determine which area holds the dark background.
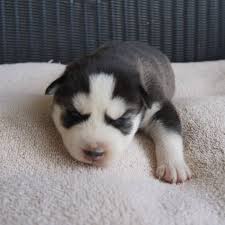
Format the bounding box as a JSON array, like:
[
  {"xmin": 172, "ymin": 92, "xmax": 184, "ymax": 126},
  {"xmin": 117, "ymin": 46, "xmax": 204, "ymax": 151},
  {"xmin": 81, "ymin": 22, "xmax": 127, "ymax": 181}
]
[{"xmin": 0, "ymin": 0, "xmax": 225, "ymax": 64}]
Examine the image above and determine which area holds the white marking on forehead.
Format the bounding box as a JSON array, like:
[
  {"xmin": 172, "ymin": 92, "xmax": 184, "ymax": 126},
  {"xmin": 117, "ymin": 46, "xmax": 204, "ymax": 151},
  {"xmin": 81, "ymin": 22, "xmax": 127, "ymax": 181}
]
[
  {"xmin": 73, "ymin": 93, "xmax": 90, "ymax": 114},
  {"xmin": 89, "ymin": 73, "xmax": 115, "ymax": 105},
  {"xmin": 106, "ymin": 97, "xmax": 127, "ymax": 120},
  {"xmin": 73, "ymin": 73, "xmax": 125, "ymax": 116}
]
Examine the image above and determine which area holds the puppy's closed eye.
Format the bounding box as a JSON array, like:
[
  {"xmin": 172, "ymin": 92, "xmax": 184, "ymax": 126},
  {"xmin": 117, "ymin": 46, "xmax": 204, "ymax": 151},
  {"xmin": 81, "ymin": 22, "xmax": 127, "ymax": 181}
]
[
  {"xmin": 105, "ymin": 110, "xmax": 134, "ymax": 135},
  {"xmin": 62, "ymin": 109, "xmax": 90, "ymax": 128}
]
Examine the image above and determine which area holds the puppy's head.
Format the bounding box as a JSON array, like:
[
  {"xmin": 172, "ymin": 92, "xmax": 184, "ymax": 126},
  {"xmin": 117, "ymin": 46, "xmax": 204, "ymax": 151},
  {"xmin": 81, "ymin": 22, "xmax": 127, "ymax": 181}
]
[{"xmin": 45, "ymin": 62, "xmax": 146, "ymax": 166}]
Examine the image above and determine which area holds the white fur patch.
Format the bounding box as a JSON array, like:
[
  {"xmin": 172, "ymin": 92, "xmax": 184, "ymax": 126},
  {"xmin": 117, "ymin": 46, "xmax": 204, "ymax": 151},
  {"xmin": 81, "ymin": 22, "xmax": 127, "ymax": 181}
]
[
  {"xmin": 73, "ymin": 93, "xmax": 90, "ymax": 114},
  {"xmin": 89, "ymin": 73, "xmax": 115, "ymax": 111},
  {"xmin": 73, "ymin": 73, "xmax": 120, "ymax": 117},
  {"xmin": 148, "ymin": 120, "xmax": 191, "ymax": 183},
  {"xmin": 106, "ymin": 97, "xmax": 126, "ymax": 120},
  {"xmin": 149, "ymin": 121, "xmax": 184, "ymax": 162},
  {"xmin": 72, "ymin": 73, "xmax": 128, "ymax": 121}
]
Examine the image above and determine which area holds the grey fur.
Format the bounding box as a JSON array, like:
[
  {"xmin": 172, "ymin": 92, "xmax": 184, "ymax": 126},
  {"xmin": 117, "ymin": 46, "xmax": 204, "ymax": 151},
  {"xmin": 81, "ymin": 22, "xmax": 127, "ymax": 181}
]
[{"xmin": 93, "ymin": 41, "xmax": 175, "ymax": 103}]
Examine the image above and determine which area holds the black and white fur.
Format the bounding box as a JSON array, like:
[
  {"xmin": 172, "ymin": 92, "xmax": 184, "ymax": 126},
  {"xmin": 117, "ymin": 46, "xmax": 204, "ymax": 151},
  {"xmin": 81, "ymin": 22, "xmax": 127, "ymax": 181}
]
[{"xmin": 45, "ymin": 41, "xmax": 191, "ymax": 183}]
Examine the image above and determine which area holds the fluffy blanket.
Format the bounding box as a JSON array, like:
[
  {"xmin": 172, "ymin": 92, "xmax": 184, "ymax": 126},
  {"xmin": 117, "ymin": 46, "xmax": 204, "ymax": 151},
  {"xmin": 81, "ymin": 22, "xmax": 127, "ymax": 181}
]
[{"xmin": 0, "ymin": 61, "xmax": 225, "ymax": 225}]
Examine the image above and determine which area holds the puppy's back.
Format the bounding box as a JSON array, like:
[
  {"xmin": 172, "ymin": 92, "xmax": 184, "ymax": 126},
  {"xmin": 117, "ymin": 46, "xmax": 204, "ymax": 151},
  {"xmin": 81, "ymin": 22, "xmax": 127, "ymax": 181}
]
[{"xmin": 92, "ymin": 41, "xmax": 175, "ymax": 102}]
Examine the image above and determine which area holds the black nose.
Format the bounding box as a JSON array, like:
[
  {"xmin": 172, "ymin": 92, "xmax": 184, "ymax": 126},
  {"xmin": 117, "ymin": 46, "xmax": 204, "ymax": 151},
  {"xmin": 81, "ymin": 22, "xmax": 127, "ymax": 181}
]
[{"xmin": 83, "ymin": 149, "xmax": 105, "ymax": 159}]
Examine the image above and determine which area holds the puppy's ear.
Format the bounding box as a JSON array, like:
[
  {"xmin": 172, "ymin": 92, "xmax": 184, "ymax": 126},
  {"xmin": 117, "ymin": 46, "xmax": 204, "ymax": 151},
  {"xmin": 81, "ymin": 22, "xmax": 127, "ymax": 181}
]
[
  {"xmin": 45, "ymin": 61, "xmax": 81, "ymax": 95},
  {"xmin": 45, "ymin": 75, "xmax": 66, "ymax": 95},
  {"xmin": 137, "ymin": 60, "xmax": 151, "ymax": 108},
  {"xmin": 139, "ymin": 85, "xmax": 150, "ymax": 108}
]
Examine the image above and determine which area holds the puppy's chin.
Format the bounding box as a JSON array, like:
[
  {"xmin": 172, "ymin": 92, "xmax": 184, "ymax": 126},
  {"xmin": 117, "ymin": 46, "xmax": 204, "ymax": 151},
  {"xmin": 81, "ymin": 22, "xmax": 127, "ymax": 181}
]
[
  {"xmin": 74, "ymin": 156, "xmax": 113, "ymax": 167},
  {"xmin": 85, "ymin": 159, "xmax": 111, "ymax": 167}
]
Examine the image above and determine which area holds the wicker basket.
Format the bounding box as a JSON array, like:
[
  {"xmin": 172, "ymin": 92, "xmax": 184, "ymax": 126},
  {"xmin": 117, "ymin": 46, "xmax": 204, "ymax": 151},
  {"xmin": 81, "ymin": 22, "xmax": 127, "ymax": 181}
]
[{"xmin": 0, "ymin": 0, "xmax": 224, "ymax": 63}]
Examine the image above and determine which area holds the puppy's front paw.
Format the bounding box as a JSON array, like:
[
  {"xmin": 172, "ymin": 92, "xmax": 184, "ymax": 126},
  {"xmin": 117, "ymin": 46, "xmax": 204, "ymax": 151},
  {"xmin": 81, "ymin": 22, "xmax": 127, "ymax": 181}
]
[{"xmin": 156, "ymin": 161, "xmax": 192, "ymax": 183}]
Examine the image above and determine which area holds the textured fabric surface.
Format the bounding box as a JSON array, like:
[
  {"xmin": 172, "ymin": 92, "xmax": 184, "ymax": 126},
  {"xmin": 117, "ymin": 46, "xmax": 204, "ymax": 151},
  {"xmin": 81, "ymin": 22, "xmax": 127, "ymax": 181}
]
[
  {"xmin": 0, "ymin": 61, "xmax": 225, "ymax": 225},
  {"xmin": 0, "ymin": 0, "xmax": 225, "ymax": 64}
]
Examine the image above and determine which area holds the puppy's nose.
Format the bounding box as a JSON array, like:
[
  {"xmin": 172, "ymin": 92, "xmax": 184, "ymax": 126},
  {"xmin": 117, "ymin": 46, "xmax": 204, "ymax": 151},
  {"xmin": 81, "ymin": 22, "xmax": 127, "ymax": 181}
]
[{"xmin": 83, "ymin": 149, "xmax": 105, "ymax": 160}]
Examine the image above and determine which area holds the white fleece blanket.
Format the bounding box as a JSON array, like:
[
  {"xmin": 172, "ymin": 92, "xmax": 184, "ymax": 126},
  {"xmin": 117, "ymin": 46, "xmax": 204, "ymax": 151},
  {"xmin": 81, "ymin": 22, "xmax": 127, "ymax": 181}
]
[{"xmin": 0, "ymin": 61, "xmax": 225, "ymax": 225}]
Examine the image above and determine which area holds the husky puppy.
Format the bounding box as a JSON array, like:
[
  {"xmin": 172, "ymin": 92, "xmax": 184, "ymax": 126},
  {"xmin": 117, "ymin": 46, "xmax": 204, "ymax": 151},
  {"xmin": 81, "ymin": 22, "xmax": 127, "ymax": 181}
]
[{"xmin": 45, "ymin": 41, "xmax": 191, "ymax": 183}]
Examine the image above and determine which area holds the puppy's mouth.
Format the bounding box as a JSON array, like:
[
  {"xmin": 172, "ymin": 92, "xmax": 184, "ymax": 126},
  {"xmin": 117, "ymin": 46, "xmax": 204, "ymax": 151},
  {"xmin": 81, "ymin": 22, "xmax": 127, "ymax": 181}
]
[
  {"xmin": 81, "ymin": 149, "xmax": 108, "ymax": 166},
  {"xmin": 83, "ymin": 150, "xmax": 105, "ymax": 160}
]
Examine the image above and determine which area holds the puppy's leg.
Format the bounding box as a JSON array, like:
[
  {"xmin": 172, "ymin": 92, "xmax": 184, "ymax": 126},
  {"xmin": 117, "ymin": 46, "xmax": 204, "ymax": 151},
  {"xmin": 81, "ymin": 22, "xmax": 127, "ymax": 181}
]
[{"xmin": 143, "ymin": 101, "xmax": 191, "ymax": 183}]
